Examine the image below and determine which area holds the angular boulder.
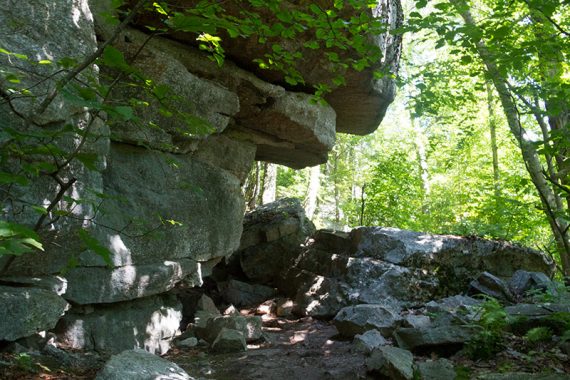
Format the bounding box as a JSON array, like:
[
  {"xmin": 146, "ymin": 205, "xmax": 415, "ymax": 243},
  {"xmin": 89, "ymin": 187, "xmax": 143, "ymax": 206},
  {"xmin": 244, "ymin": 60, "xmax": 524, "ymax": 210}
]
[
  {"xmin": 353, "ymin": 329, "xmax": 388, "ymax": 353},
  {"xmin": 416, "ymin": 359, "xmax": 456, "ymax": 380},
  {"xmin": 334, "ymin": 304, "xmax": 402, "ymax": 338},
  {"xmin": 469, "ymin": 271, "xmax": 515, "ymax": 302},
  {"xmin": 393, "ymin": 325, "xmax": 475, "ymax": 354},
  {"xmin": 211, "ymin": 328, "xmax": 247, "ymax": 354},
  {"xmin": 220, "ymin": 279, "xmax": 276, "ymax": 307},
  {"xmin": 236, "ymin": 198, "xmax": 315, "ymax": 284},
  {"xmin": 0, "ymin": 286, "xmax": 69, "ymax": 341},
  {"xmin": 197, "ymin": 315, "xmax": 262, "ymax": 343},
  {"xmin": 366, "ymin": 346, "xmax": 414, "ymax": 380},
  {"xmin": 95, "ymin": 349, "xmax": 192, "ymax": 380},
  {"xmin": 56, "ymin": 294, "xmax": 182, "ymax": 355}
]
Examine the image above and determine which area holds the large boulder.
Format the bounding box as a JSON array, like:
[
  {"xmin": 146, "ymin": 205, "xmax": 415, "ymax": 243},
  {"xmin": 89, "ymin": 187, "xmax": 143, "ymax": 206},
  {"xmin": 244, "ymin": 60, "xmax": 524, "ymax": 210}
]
[
  {"xmin": 95, "ymin": 349, "xmax": 193, "ymax": 380},
  {"xmin": 131, "ymin": 0, "xmax": 403, "ymax": 137},
  {"xmin": 55, "ymin": 294, "xmax": 182, "ymax": 355},
  {"xmin": 351, "ymin": 227, "xmax": 555, "ymax": 287},
  {"xmin": 234, "ymin": 198, "xmax": 315, "ymax": 284},
  {"xmin": 334, "ymin": 304, "xmax": 402, "ymax": 338},
  {"xmin": 0, "ymin": 286, "xmax": 69, "ymax": 341},
  {"xmin": 366, "ymin": 346, "xmax": 414, "ymax": 380}
]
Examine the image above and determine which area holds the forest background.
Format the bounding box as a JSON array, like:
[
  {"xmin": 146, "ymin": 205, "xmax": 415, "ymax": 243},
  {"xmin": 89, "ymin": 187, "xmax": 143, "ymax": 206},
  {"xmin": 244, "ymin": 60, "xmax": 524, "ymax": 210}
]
[{"xmin": 244, "ymin": 0, "xmax": 570, "ymax": 276}]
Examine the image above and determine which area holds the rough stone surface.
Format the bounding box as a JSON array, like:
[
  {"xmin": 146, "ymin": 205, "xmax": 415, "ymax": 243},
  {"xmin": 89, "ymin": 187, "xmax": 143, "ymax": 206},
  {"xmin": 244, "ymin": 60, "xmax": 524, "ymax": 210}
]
[
  {"xmin": 0, "ymin": 286, "xmax": 69, "ymax": 341},
  {"xmin": 134, "ymin": 0, "xmax": 403, "ymax": 137},
  {"xmin": 220, "ymin": 279, "xmax": 276, "ymax": 307},
  {"xmin": 175, "ymin": 337, "xmax": 198, "ymax": 349},
  {"xmin": 416, "ymin": 358, "xmax": 456, "ymax": 380},
  {"xmin": 0, "ymin": 276, "xmax": 68, "ymax": 296},
  {"xmin": 366, "ymin": 346, "xmax": 414, "ymax": 380},
  {"xmin": 509, "ymin": 270, "xmax": 554, "ymax": 297},
  {"xmin": 353, "ymin": 329, "xmax": 388, "ymax": 353},
  {"xmin": 56, "ymin": 294, "xmax": 182, "ymax": 355},
  {"xmin": 469, "ymin": 271, "xmax": 515, "ymax": 302},
  {"xmin": 334, "ymin": 304, "xmax": 402, "ymax": 338},
  {"xmin": 197, "ymin": 315, "xmax": 262, "ymax": 343},
  {"xmin": 0, "ymin": 0, "xmax": 108, "ymax": 276},
  {"xmin": 393, "ymin": 326, "xmax": 475, "ymax": 353},
  {"xmin": 211, "ymin": 328, "xmax": 247, "ymax": 354},
  {"xmin": 477, "ymin": 374, "xmax": 570, "ymax": 380},
  {"xmin": 236, "ymin": 198, "xmax": 315, "ymax": 284},
  {"xmin": 95, "ymin": 349, "xmax": 192, "ymax": 380},
  {"xmin": 350, "ymin": 227, "xmax": 554, "ymax": 290}
]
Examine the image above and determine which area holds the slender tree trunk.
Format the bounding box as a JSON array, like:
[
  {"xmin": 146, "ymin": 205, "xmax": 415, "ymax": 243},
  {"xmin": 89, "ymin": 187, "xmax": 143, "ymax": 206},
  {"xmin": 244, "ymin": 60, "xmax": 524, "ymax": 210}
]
[
  {"xmin": 243, "ymin": 162, "xmax": 261, "ymax": 211},
  {"xmin": 305, "ymin": 165, "xmax": 320, "ymax": 219},
  {"xmin": 262, "ymin": 163, "xmax": 277, "ymax": 204},
  {"xmin": 411, "ymin": 113, "xmax": 430, "ymax": 214},
  {"xmin": 486, "ymin": 81, "xmax": 501, "ymax": 199},
  {"xmin": 451, "ymin": 0, "xmax": 570, "ymax": 274}
]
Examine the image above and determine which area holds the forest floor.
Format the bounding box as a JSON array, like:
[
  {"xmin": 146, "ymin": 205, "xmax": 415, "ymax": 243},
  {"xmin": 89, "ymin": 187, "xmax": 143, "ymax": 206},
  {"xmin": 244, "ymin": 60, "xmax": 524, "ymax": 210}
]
[{"xmin": 1, "ymin": 310, "xmax": 569, "ymax": 379}]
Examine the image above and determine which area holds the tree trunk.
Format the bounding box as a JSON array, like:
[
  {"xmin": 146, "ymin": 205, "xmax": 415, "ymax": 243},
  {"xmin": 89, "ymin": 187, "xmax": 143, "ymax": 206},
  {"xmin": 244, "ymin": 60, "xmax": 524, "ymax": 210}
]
[
  {"xmin": 305, "ymin": 165, "xmax": 321, "ymax": 219},
  {"xmin": 451, "ymin": 0, "xmax": 570, "ymax": 274},
  {"xmin": 411, "ymin": 112, "xmax": 430, "ymax": 213},
  {"xmin": 262, "ymin": 163, "xmax": 277, "ymax": 204},
  {"xmin": 486, "ymin": 81, "xmax": 501, "ymax": 199}
]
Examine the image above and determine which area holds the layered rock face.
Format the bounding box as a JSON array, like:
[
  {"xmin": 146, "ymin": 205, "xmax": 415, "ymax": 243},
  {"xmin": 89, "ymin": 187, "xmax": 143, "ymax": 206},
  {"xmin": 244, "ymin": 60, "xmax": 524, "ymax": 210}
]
[{"xmin": 0, "ymin": 1, "xmax": 402, "ymax": 354}]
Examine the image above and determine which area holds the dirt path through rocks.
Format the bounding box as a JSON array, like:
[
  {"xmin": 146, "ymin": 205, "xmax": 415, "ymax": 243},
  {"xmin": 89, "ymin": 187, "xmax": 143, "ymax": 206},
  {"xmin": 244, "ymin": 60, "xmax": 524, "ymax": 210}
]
[{"xmin": 166, "ymin": 316, "xmax": 372, "ymax": 380}]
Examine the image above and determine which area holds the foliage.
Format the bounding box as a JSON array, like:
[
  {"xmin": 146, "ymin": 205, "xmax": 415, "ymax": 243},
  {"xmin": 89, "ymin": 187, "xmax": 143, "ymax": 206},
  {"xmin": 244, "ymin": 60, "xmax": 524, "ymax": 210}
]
[
  {"xmin": 524, "ymin": 327, "xmax": 553, "ymax": 344},
  {"xmin": 465, "ymin": 297, "xmax": 508, "ymax": 360}
]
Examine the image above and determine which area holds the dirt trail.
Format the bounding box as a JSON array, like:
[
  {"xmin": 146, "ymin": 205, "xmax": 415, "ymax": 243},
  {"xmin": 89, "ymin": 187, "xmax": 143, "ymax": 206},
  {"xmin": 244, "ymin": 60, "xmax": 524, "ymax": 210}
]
[{"xmin": 166, "ymin": 316, "xmax": 371, "ymax": 380}]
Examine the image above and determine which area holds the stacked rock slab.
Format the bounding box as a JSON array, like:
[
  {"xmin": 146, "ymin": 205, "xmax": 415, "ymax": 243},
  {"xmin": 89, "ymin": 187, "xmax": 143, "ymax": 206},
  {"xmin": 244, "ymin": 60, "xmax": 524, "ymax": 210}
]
[
  {"xmin": 0, "ymin": 1, "xmax": 402, "ymax": 354},
  {"xmin": 274, "ymin": 227, "xmax": 554, "ymax": 317}
]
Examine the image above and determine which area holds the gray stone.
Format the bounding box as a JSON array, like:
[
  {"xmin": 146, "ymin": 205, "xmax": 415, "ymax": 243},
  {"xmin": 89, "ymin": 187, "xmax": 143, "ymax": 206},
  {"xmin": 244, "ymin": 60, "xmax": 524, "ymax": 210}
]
[
  {"xmin": 237, "ymin": 198, "xmax": 315, "ymax": 284},
  {"xmin": 416, "ymin": 358, "xmax": 456, "ymax": 380},
  {"xmin": 103, "ymin": 29, "xmax": 239, "ymax": 153},
  {"xmin": 211, "ymin": 328, "xmax": 247, "ymax": 354},
  {"xmin": 469, "ymin": 271, "xmax": 515, "ymax": 302},
  {"xmin": 0, "ymin": 0, "xmax": 108, "ymax": 275},
  {"xmin": 353, "ymin": 329, "xmax": 388, "ymax": 354},
  {"xmin": 175, "ymin": 337, "xmax": 198, "ymax": 349},
  {"xmin": 291, "ymin": 272, "xmax": 349, "ymax": 318},
  {"xmin": 0, "ymin": 276, "xmax": 67, "ymax": 296},
  {"xmin": 197, "ymin": 315, "xmax": 262, "ymax": 343},
  {"xmin": 426, "ymin": 295, "xmax": 482, "ymax": 314},
  {"xmin": 95, "ymin": 349, "xmax": 192, "ymax": 380},
  {"xmin": 0, "ymin": 286, "xmax": 69, "ymax": 341},
  {"xmin": 56, "ymin": 294, "xmax": 182, "ymax": 355},
  {"xmin": 196, "ymin": 295, "xmax": 220, "ymax": 316},
  {"xmin": 137, "ymin": 1, "xmax": 402, "ymax": 137},
  {"xmin": 276, "ymin": 298, "xmax": 295, "ymax": 318},
  {"xmin": 350, "ymin": 227, "xmax": 554, "ymax": 292},
  {"xmin": 193, "ymin": 310, "xmax": 219, "ymax": 329},
  {"xmin": 63, "ymin": 259, "xmax": 200, "ymax": 304},
  {"xmin": 477, "ymin": 374, "xmax": 570, "ymax": 380},
  {"xmin": 366, "ymin": 346, "xmax": 414, "ymax": 380},
  {"xmin": 509, "ymin": 270, "xmax": 554, "ymax": 297},
  {"xmin": 256, "ymin": 300, "xmax": 277, "ymax": 315},
  {"xmin": 402, "ymin": 315, "xmax": 432, "ymax": 329},
  {"xmin": 113, "ymin": 28, "xmax": 337, "ymax": 168},
  {"xmin": 506, "ymin": 303, "xmax": 570, "ymax": 334},
  {"xmin": 42, "ymin": 345, "xmax": 103, "ymax": 371},
  {"xmin": 334, "ymin": 304, "xmax": 402, "ymax": 338},
  {"xmin": 220, "ymin": 279, "xmax": 276, "ymax": 307},
  {"xmin": 394, "ymin": 325, "xmax": 475, "ymax": 353}
]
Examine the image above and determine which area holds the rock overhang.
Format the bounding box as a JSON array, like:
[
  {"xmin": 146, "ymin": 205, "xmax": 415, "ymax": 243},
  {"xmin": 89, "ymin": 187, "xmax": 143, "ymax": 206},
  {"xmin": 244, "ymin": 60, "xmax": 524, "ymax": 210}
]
[{"xmin": 123, "ymin": 0, "xmax": 403, "ymax": 167}]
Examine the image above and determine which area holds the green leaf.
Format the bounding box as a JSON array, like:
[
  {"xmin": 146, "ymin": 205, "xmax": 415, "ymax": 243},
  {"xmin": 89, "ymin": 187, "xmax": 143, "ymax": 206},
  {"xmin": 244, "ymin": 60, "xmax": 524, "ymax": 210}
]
[
  {"xmin": 0, "ymin": 172, "xmax": 29, "ymax": 186},
  {"xmin": 101, "ymin": 46, "xmax": 129, "ymax": 71},
  {"xmin": 78, "ymin": 229, "xmax": 113, "ymax": 267},
  {"xmin": 75, "ymin": 152, "xmax": 99, "ymax": 171},
  {"xmin": 0, "ymin": 221, "xmax": 43, "ymax": 257}
]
